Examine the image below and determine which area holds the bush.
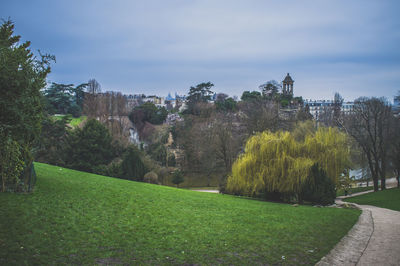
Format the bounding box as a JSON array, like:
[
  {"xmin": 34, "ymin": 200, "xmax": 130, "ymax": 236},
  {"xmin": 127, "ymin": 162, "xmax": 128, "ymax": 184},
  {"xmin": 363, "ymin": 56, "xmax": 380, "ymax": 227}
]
[
  {"xmin": 280, "ymin": 99, "xmax": 289, "ymax": 107},
  {"xmin": 301, "ymin": 164, "xmax": 336, "ymax": 205},
  {"xmin": 0, "ymin": 131, "xmax": 24, "ymax": 192},
  {"xmin": 172, "ymin": 170, "xmax": 184, "ymax": 187},
  {"xmin": 120, "ymin": 146, "xmax": 147, "ymax": 181},
  {"xmin": 157, "ymin": 167, "xmax": 171, "ymax": 185},
  {"xmin": 144, "ymin": 171, "xmax": 159, "ymax": 184}
]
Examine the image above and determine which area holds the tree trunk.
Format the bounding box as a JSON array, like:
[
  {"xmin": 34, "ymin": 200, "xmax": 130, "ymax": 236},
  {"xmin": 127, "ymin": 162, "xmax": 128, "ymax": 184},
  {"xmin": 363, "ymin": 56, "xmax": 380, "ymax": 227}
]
[
  {"xmin": 397, "ymin": 174, "xmax": 399, "ymax": 188},
  {"xmin": 373, "ymin": 177, "xmax": 379, "ymax": 192},
  {"xmin": 381, "ymin": 177, "xmax": 386, "ymax": 190}
]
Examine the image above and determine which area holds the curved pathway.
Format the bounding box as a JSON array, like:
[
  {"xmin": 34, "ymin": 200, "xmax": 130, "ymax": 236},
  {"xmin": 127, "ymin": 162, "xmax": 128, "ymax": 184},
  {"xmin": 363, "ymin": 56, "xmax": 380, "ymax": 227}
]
[{"xmin": 317, "ymin": 188, "xmax": 400, "ymax": 266}]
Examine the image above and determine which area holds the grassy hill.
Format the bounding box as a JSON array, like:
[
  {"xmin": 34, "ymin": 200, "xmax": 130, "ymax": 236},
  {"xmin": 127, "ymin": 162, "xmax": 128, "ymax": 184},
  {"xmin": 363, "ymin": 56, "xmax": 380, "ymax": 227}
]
[
  {"xmin": 0, "ymin": 163, "xmax": 360, "ymax": 265},
  {"xmin": 344, "ymin": 188, "xmax": 400, "ymax": 211}
]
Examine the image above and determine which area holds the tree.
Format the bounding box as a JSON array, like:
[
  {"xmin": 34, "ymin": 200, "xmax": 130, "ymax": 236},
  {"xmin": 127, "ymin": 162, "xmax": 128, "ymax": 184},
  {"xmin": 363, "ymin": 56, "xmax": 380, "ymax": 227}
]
[
  {"xmin": 172, "ymin": 170, "xmax": 184, "ymax": 187},
  {"xmin": 129, "ymin": 102, "xmax": 168, "ymax": 126},
  {"xmin": 240, "ymin": 91, "xmax": 262, "ymax": 101},
  {"xmin": 300, "ymin": 164, "xmax": 336, "ymax": 205},
  {"xmin": 333, "ymin": 92, "xmax": 344, "ymax": 124},
  {"xmin": 389, "ymin": 115, "xmax": 400, "ymax": 188},
  {"xmin": 239, "ymin": 99, "xmax": 280, "ymax": 134},
  {"xmin": 65, "ymin": 119, "xmax": 115, "ymax": 172},
  {"xmin": 43, "ymin": 83, "xmax": 75, "ymax": 114},
  {"xmin": 0, "ymin": 20, "xmax": 53, "ymax": 191},
  {"xmin": 226, "ymin": 125, "xmax": 350, "ymax": 203},
  {"xmin": 33, "ymin": 115, "xmax": 70, "ymax": 166},
  {"xmin": 120, "ymin": 146, "xmax": 147, "ymax": 181},
  {"xmin": 259, "ymin": 80, "xmax": 281, "ymax": 98},
  {"xmin": 343, "ymin": 97, "xmax": 392, "ymax": 191},
  {"xmin": 187, "ymin": 82, "xmax": 214, "ymax": 113},
  {"xmin": 296, "ymin": 105, "xmax": 313, "ymax": 121},
  {"xmin": 215, "ymin": 97, "xmax": 237, "ymax": 112},
  {"xmin": 213, "ymin": 113, "xmax": 242, "ymax": 175},
  {"xmin": 83, "ymin": 78, "xmax": 101, "ymax": 118},
  {"xmin": 42, "ymin": 82, "xmax": 87, "ymax": 117}
]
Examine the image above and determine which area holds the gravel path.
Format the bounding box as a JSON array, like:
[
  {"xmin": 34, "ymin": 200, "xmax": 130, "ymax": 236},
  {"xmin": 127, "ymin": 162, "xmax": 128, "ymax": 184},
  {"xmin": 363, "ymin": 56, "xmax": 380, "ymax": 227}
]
[{"xmin": 317, "ymin": 188, "xmax": 400, "ymax": 266}]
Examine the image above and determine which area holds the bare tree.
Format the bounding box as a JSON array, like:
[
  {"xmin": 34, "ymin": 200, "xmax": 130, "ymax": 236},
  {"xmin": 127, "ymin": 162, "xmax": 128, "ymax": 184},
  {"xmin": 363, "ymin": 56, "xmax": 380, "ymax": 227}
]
[
  {"xmin": 343, "ymin": 97, "xmax": 392, "ymax": 191},
  {"xmin": 389, "ymin": 115, "xmax": 400, "ymax": 188},
  {"xmin": 333, "ymin": 92, "xmax": 344, "ymax": 124},
  {"xmin": 83, "ymin": 79, "xmax": 101, "ymax": 118},
  {"xmin": 213, "ymin": 113, "xmax": 242, "ymax": 174},
  {"xmin": 239, "ymin": 99, "xmax": 280, "ymax": 135}
]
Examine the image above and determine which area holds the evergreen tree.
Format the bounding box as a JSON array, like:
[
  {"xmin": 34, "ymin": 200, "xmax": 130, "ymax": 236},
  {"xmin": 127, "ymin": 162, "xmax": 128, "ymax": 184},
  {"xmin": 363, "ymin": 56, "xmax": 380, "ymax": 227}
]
[
  {"xmin": 65, "ymin": 119, "xmax": 114, "ymax": 172},
  {"xmin": 187, "ymin": 82, "xmax": 214, "ymax": 113},
  {"xmin": 120, "ymin": 146, "xmax": 147, "ymax": 181},
  {"xmin": 0, "ymin": 20, "xmax": 53, "ymax": 191}
]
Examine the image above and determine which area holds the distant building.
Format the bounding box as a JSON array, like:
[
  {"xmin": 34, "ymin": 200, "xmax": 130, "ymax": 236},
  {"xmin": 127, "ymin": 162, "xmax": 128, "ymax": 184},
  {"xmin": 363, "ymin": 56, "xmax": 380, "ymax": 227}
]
[
  {"xmin": 342, "ymin": 102, "xmax": 355, "ymax": 115},
  {"xmin": 304, "ymin": 100, "xmax": 354, "ymax": 120}
]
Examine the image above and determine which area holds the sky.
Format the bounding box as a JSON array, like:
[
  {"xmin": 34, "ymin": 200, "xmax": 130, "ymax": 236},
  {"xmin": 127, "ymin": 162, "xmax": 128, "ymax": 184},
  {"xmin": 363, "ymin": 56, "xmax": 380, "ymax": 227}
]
[{"xmin": 2, "ymin": 0, "xmax": 400, "ymax": 101}]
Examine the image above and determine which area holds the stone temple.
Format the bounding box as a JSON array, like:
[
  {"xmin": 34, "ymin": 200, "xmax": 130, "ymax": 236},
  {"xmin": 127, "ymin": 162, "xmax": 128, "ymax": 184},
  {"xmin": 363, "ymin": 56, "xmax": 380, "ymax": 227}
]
[{"xmin": 282, "ymin": 73, "xmax": 294, "ymax": 96}]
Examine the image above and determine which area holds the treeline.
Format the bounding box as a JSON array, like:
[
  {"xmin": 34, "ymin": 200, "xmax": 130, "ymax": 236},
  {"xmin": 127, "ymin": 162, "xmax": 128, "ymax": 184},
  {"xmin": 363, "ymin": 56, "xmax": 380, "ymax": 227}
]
[
  {"xmin": 172, "ymin": 81, "xmax": 310, "ymax": 187},
  {"xmin": 34, "ymin": 116, "xmax": 175, "ymax": 185}
]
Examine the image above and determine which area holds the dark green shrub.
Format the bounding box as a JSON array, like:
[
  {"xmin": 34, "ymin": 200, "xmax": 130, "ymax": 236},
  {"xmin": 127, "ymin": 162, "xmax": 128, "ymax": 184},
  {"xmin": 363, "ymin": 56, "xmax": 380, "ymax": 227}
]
[
  {"xmin": 148, "ymin": 143, "xmax": 167, "ymax": 165},
  {"xmin": 301, "ymin": 164, "xmax": 336, "ymax": 205},
  {"xmin": 65, "ymin": 119, "xmax": 115, "ymax": 172},
  {"xmin": 0, "ymin": 131, "xmax": 24, "ymax": 192},
  {"xmin": 120, "ymin": 146, "xmax": 147, "ymax": 181},
  {"xmin": 172, "ymin": 170, "xmax": 184, "ymax": 187},
  {"xmin": 280, "ymin": 99, "xmax": 289, "ymax": 108},
  {"xmin": 34, "ymin": 115, "xmax": 69, "ymax": 166},
  {"xmin": 92, "ymin": 163, "xmax": 122, "ymax": 178}
]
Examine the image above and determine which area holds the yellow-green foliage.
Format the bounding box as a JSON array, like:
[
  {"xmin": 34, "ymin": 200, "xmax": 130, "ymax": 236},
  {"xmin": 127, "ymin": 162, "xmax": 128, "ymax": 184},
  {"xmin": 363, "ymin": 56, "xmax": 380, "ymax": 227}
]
[
  {"xmin": 227, "ymin": 125, "xmax": 350, "ymax": 196},
  {"xmin": 305, "ymin": 127, "xmax": 351, "ymax": 186}
]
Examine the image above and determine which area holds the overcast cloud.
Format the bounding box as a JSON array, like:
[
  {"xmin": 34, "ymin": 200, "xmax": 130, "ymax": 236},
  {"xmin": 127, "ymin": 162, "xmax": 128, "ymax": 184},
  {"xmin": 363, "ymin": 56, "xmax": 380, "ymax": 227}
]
[{"xmin": 2, "ymin": 0, "xmax": 400, "ymax": 101}]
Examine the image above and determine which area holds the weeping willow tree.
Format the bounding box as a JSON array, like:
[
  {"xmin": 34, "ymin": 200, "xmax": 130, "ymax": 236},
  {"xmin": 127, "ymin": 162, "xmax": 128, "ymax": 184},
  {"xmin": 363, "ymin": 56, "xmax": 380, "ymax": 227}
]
[
  {"xmin": 226, "ymin": 125, "xmax": 350, "ymax": 201},
  {"xmin": 305, "ymin": 127, "xmax": 351, "ymax": 186}
]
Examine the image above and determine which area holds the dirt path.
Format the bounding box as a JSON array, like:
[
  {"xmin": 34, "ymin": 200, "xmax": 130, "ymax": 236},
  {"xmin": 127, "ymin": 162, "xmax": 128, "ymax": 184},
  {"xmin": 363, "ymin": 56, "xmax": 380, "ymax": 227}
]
[{"xmin": 317, "ymin": 188, "xmax": 400, "ymax": 265}]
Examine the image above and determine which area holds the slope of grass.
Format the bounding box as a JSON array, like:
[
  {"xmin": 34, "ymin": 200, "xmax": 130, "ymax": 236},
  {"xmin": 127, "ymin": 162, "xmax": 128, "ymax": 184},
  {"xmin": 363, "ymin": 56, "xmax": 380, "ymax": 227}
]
[
  {"xmin": 336, "ymin": 186, "xmax": 373, "ymax": 197},
  {"xmin": 0, "ymin": 163, "xmax": 360, "ymax": 265},
  {"xmin": 69, "ymin": 115, "xmax": 87, "ymax": 127},
  {"xmin": 344, "ymin": 188, "xmax": 400, "ymax": 211},
  {"xmin": 53, "ymin": 115, "xmax": 87, "ymax": 128}
]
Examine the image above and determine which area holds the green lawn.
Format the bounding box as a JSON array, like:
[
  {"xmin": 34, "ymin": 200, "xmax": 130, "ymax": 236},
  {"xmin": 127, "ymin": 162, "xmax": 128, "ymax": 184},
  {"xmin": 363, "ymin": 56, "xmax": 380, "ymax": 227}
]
[
  {"xmin": 0, "ymin": 163, "xmax": 360, "ymax": 265},
  {"xmin": 344, "ymin": 188, "xmax": 400, "ymax": 211},
  {"xmin": 336, "ymin": 186, "xmax": 373, "ymax": 197},
  {"xmin": 53, "ymin": 115, "xmax": 87, "ymax": 128}
]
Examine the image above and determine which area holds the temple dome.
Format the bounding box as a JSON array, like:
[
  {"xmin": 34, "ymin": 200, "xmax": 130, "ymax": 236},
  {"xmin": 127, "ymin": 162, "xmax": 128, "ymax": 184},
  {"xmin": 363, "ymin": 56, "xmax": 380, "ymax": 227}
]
[{"xmin": 283, "ymin": 73, "xmax": 294, "ymax": 83}]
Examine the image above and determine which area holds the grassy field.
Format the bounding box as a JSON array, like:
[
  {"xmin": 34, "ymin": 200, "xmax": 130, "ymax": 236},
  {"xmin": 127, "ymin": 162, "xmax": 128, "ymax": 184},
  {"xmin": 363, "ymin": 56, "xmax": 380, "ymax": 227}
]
[
  {"xmin": 344, "ymin": 188, "xmax": 400, "ymax": 211},
  {"xmin": 0, "ymin": 163, "xmax": 360, "ymax": 265},
  {"xmin": 53, "ymin": 115, "xmax": 87, "ymax": 128},
  {"xmin": 336, "ymin": 186, "xmax": 374, "ymax": 197}
]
